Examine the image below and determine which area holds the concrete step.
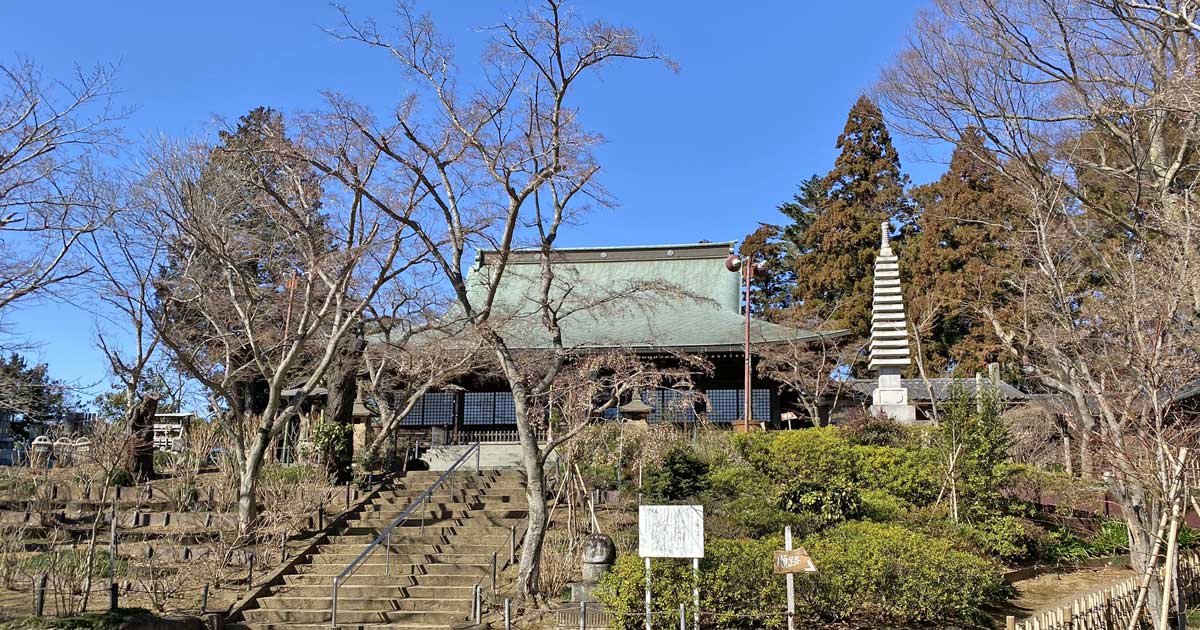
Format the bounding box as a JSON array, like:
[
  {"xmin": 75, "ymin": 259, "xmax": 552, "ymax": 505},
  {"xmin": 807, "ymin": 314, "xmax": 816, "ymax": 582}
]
[
  {"xmin": 361, "ymin": 499, "xmax": 527, "ymax": 510},
  {"xmin": 294, "ymin": 562, "xmax": 489, "ymax": 577},
  {"xmin": 351, "ymin": 508, "xmax": 528, "ymax": 520},
  {"xmin": 283, "ymin": 572, "xmax": 485, "ymax": 587},
  {"xmin": 304, "ymin": 551, "xmax": 499, "ymax": 565},
  {"xmin": 257, "ymin": 596, "xmax": 471, "ymax": 612},
  {"xmin": 267, "ymin": 583, "xmax": 478, "ymax": 600},
  {"xmin": 242, "ymin": 608, "xmax": 466, "ymax": 625},
  {"xmin": 317, "ymin": 543, "xmax": 510, "ymax": 555}
]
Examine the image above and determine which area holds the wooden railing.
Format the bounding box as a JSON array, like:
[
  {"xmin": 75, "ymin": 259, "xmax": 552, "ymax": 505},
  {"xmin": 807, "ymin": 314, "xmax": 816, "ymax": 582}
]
[
  {"xmin": 450, "ymin": 428, "xmax": 548, "ymax": 444},
  {"xmin": 1008, "ymin": 552, "xmax": 1200, "ymax": 630}
]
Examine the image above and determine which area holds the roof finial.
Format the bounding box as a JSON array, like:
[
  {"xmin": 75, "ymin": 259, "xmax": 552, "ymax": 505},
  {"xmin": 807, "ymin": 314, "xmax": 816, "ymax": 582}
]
[{"xmin": 880, "ymin": 222, "xmax": 891, "ymax": 254}]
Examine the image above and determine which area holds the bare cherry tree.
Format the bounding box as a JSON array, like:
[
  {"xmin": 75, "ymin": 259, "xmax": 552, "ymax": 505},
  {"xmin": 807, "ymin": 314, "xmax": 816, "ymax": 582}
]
[
  {"xmin": 81, "ymin": 178, "xmax": 176, "ymax": 479},
  {"xmin": 359, "ymin": 323, "xmax": 485, "ymax": 464},
  {"xmin": 304, "ymin": 1, "xmax": 675, "ymax": 599},
  {"xmin": 138, "ymin": 115, "xmax": 411, "ymax": 535},
  {"xmin": 0, "ymin": 59, "xmax": 121, "ymax": 318}
]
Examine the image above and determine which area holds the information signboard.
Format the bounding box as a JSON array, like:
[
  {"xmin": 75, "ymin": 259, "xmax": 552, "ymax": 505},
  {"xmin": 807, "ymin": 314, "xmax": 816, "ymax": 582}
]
[{"xmin": 638, "ymin": 505, "xmax": 704, "ymax": 558}]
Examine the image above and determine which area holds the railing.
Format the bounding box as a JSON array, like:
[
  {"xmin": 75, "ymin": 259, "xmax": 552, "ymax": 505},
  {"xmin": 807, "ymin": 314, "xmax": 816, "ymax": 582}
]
[
  {"xmin": 1007, "ymin": 551, "xmax": 1200, "ymax": 630},
  {"xmin": 329, "ymin": 442, "xmax": 481, "ymax": 628},
  {"xmin": 465, "ymin": 522, "xmax": 530, "ymax": 624},
  {"xmin": 451, "ymin": 428, "xmax": 549, "ymax": 444}
]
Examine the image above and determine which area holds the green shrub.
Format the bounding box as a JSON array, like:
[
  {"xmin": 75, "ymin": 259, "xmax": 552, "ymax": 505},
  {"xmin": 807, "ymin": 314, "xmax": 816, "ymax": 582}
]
[
  {"xmin": 705, "ymin": 465, "xmax": 771, "ymax": 498},
  {"xmin": 1088, "ymin": 520, "xmax": 1130, "ymax": 557},
  {"xmin": 1036, "ymin": 527, "xmax": 1091, "ymax": 564},
  {"xmin": 598, "ymin": 538, "xmax": 787, "ymax": 630},
  {"xmin": 961, "ymin": 516, "xmax": 1040, "ymax": 564},
  {"xmin": 803, "ymin": 522, "xmax": 1006, "ymax": 625},
  {"xmin": 763, "ymin": 428, "xmax": 857, "ymax": 484},
  {"xmin": 645, "ymin": 446, "xmax": 710, "ymax": 501},
  {"xmin": 730, "ymin": 431, "xmax": 775, "ymax": 472},
  {"xmin": 837, "ymin": 413, "xmax": 908, "ymax": 447},
  {"xmin": 710, "ymin": 496, "xmax": 824, "ymax": 539},
  {"xmin": 852, "ymin": 445, "xmax": 940, "ymax": 506},
  {"xmin": 1179, "ymin": 526, "xmax": 1200, "ymax": 549},
  {"xmin": 859, "ymin": 490, "xmax": 904, "ymax": 522},
  {"xmin": 171, "ymin": 482, "xmax": 200, "ymax": 511},
  {"xmin": 777, "ymin": 479, "xmax": 862, "ymax": 527},
  {"xmin": 105, "ymin": 468, "xmax": 134, "ymax": 488}
]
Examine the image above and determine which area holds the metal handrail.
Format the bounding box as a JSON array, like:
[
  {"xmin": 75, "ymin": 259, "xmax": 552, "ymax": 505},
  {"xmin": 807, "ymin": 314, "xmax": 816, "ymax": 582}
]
[
  {"xmin": 330, "ymin": 442, "xmax": 482, "ymax": 628},
  {"xmin": 468, "ymin": 462, "xmax": 561, "ymax": 623}
]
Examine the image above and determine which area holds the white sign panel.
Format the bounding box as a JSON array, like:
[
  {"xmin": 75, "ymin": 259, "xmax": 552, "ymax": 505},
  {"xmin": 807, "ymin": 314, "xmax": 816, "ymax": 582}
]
[{"xmin": 639, "ymin": 505, "xmax": 704, "ymax": 558}]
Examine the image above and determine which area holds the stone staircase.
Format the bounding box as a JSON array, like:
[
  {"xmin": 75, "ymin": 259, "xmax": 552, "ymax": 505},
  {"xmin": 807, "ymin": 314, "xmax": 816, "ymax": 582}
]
[{"xmin": 230, "ymin": 469, "xmax": 527, "ymax": 630}]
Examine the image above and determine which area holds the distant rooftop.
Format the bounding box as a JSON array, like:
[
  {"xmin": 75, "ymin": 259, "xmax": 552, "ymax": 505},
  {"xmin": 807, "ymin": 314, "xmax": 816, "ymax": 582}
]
[{"xmin": 849, "ymin": 378, "xmax": 1027, "ymax": 402}]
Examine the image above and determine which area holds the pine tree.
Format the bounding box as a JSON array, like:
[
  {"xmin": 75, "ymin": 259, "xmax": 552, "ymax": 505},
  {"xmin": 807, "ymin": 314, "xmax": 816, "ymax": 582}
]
[
  {"xmin": 902, "ymin": 129, "xmax": 1017, "ymax": 375},
  {"xmin": 790, "ymin": 96, "xmax": 910, "ymax": 338}
]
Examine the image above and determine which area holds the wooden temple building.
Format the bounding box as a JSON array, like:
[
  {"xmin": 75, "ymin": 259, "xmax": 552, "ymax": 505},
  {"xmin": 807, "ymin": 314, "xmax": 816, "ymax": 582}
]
[{"xmin": 392, "ymin": 241, "xmax": 837, "ymax": 438}]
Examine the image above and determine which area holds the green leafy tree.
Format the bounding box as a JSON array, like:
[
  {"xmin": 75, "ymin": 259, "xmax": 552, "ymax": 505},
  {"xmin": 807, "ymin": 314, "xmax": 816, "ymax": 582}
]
[
  {"xmin": 790, "ymin": 96, "xmax": 911, "ymax": 340},
  {"xmin": 902, "ymin": 130, "xmax": 1018, "ymax": 376},
  {"xmin": 0, "ymin": 353, "xmax": 69, "ymax": 440},
  {"xmin": 935, "ymin": 386, "xmax": 1010, "ymax": 522}
]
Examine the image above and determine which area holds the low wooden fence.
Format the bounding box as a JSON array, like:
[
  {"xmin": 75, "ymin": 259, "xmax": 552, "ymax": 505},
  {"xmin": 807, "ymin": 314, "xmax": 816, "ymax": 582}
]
[
  {"xmin": 1008, "ymin": 553, "xmax": 1200, "ymax": 629},
  {"xmin": 450, "ymin": 428, "xmax": 548, "ymax": 444}
]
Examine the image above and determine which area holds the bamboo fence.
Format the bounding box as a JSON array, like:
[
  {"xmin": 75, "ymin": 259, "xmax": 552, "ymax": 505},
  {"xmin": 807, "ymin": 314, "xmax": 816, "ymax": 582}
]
[{"xmin": 1008, "ymin": 552, "xmax": 1200, "ymax": 630}]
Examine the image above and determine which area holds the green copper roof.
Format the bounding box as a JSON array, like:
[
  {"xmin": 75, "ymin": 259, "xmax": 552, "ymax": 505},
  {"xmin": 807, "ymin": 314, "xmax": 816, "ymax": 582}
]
[{"xmin": 462, "ymin": 242, "xmax": 837, "ymax": 351}]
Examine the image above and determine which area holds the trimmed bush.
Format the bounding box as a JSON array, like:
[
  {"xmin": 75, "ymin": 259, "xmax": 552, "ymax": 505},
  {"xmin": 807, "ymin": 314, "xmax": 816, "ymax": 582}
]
[
  {"xmin": 599, "ymin": 538, "xmax": 787, "ymax": 630},
  {"xmin": 763, "ymin": 428, "xmax": 857, "ymax": 484},
  {"xmin": 960, "ymin": 515, "xmax": 1041, "ymax": 564},
  {"xmin": 838, "ymin": 412, "xmax": 908, "ymax": 447},
  {"xmin": 803, "ymin": 521, "xmax": 1006, "ymax": 625},
  {"xmin": 853, "ymin": 444, "xmax": 941, "ymax": 506},
  {"xmin": 859, "ymin": 489, "xmax": 904, "ymax": 522},
  {"xmin": 777, "ymin": 479, "xmax": 863, "ymax": 527}
]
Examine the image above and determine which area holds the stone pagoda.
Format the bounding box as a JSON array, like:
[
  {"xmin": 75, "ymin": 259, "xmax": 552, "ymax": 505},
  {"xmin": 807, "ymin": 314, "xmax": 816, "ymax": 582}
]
[{"xmin": 868, "ymin": 223, "xmax": 917, "ymax": 424}]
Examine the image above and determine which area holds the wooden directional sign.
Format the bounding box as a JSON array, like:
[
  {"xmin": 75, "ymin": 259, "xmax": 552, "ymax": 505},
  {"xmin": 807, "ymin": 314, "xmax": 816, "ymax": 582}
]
[{"xmin": 773, "ymin": 548, "xmax": 818, "ymax": 574}]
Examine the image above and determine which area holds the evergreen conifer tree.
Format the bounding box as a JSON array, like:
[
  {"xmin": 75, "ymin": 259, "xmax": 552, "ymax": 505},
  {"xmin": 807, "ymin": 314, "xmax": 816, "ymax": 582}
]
[
  {"xmin": 902, "ymin": 130, "xmax": 1017, "ymax": 375},
  {"xmin": 790, "ymin": 96, "xmax": 910, "ymax": 338}
]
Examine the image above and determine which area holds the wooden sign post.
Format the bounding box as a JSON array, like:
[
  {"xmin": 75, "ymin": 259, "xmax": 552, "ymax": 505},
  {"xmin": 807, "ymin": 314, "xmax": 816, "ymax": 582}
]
[{"xmin": 774, "ymin": 527, "xmax": 818, "ymax": 630}]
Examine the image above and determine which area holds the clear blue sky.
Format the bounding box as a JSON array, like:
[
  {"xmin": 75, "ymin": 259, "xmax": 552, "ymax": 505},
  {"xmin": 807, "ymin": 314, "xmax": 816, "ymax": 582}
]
[{"xmin": 1, "ymin": 1, "xmax": 939, "ymax": 401}]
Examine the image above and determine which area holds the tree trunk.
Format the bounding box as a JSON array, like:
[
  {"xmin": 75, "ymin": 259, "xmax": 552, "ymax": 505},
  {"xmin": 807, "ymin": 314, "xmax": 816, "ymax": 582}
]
[
  {"xmin": 324, "ymin": 331, "xmax": 363, "ymax": 482},
  {"xmin": 127, "ymin": 395, "xmax": 159, "ymax": 479},
  {"xmin": 1118, "ymin": 480, "xmax": 1166, "ymax": 625},
  {"xmin": 238, "ymin": 431, "xmax": 270, "ymax": 536},
  {"xmin": 513, "ymin": 391, "xmax": 548, "ymax": 602}
]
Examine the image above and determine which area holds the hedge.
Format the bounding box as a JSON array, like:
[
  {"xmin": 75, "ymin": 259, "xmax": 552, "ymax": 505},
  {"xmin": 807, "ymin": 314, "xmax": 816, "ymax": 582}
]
[{"xmin": 803, "ymin": 521, "xmax": 1006, "ymax": 625}]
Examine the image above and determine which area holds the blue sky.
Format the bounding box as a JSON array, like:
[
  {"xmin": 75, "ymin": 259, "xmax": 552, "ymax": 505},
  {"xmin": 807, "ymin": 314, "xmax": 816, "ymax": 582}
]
[{"xmin": 1, "ymin": 1, "xmax": 938, "ymax": 402}]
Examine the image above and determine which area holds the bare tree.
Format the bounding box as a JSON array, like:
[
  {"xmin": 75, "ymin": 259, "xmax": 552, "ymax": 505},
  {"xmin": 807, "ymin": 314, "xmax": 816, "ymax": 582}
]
[
  {"xmin": 137, "ymin": 115, "xmax": 411, "ymax": 535},
  {"xmin": 306, "ymin": 1, "xmax": 675, "ymax": 599},
  {"xmin": 0, "ymin": 59, "xmax": 121, "ymax": 318},
  {"xmin": 755, "ymin": 312, "xmax": 857, "ymax": 426},
  {"xmin": 879, "ymin": 3, "xmax": 1200, "ymax": 622},
  {"xmin": 359, "ymin": 322, "xmax": 485, "ymax": 464},
  {"xmin": 82, "ymin": 179, "xmax": 176, "ymax": 479}
]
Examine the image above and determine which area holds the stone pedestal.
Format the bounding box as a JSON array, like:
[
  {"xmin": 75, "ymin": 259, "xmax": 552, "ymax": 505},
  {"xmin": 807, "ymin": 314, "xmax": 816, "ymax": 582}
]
[
  {"xmin": 569, "ymin": 534, "xmax": 616, "ymax": 603},
  {"xmin": 870, "ymin": 370, "xmax": 917, "ymax": 424}
]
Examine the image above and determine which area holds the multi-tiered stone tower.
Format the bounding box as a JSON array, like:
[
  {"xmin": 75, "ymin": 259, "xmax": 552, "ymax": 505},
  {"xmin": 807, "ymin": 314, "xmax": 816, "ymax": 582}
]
[{"xmin": 868, "ymin": 222, "xmax": 917, "ymax": 423}]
